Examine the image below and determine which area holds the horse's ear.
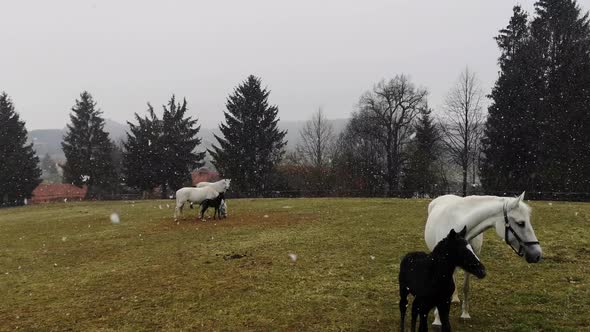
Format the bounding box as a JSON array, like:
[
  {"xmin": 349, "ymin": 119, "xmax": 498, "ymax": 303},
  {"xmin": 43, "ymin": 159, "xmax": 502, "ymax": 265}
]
[
  {"xmin": 449, "ymin": 228, "xmax": 457, "ymax": 238},
  {"xmin": 459, "ymin": 226, "xmax": 467, "ymax": 238},
  {"xmin": 508, "ymin": 192, "xmax": 524, "ymax": 210}
]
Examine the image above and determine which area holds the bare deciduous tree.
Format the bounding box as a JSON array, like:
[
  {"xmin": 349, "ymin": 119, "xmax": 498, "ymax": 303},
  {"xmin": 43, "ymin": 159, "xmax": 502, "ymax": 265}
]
[
  {"xmin": 297, "ymin": 108, "xmax": 335, "ymax": 169},
  {"xmin": 357, "ymin": 75, "xmax": 428, "ymax": 195},
  {"xmin": 441, "ymin": 67, "xmax": 485, "ymax": 196},
  {"xmin": 296, "ymin": 108, "xmax": 336, "ymax": 192}
]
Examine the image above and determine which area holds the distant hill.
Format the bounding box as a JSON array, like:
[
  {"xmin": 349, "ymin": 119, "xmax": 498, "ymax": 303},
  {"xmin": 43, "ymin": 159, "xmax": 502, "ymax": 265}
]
[
  {"xmin": 29, "ymin": 118, "xmax": 350, "ymax": 162},
  {"xmin": 29, "ymin": 119, "xmax": 129, "ymax": 161}
]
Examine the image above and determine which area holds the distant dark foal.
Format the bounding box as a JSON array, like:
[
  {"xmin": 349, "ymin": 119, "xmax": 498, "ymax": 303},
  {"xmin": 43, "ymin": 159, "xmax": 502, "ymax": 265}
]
[
  {"xmin": 399, "ymin": 227, "xmax": 486, "ymax": 332},
  {"xmin": 199, "ymin": 192, "xmax": 226, "ymax": 220}
]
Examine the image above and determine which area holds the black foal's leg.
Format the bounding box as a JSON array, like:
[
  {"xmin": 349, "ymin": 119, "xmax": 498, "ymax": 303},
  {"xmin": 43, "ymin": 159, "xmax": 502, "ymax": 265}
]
[
  {"xmin": 411, "ymin": 297, "xmax": 422, "ymax": 332},
  {"xmin": 399, "ymin": 285, "xmax": 409, "ymax": 332},
  {"xmin": 417, "ymin": 301, "xmax": 433, "ymax": 332},
  {"xmin": 199, "ymin": 204, "xmax": 207, "ymax": 220},
  {"xmin": 437, "ymin": 299, "xmax": 452, "ymax": 332}
]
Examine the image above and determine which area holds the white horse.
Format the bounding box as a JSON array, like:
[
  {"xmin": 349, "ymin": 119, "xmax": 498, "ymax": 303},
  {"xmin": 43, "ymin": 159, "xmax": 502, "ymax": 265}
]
[
  {"xmin": 424, "ymin": 192, "xmax": 542, "ymax": 326},
  {"xmin": 174, "ymin": 186, "xmax": 220, "ymax": 221},
  {"xmin": 194, "ymin": 179, "xmax": 231, "ymax": 216}
]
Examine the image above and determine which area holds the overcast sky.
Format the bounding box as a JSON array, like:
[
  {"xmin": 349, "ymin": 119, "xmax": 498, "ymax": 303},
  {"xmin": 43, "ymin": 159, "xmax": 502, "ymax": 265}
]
[{"xmin": 2, "ymin": 0, "xmax": 569, "ymax": 130}]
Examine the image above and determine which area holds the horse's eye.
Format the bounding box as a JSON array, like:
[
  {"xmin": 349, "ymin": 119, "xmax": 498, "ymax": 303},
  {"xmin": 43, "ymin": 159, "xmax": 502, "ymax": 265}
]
[{"xmin": 516, "ymin": 221, "xmax": 526, "ymax": 228}]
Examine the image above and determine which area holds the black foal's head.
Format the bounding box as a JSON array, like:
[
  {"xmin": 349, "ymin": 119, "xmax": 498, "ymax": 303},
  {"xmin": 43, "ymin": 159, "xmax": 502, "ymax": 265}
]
[{"xmin": 443, "ymin": 227, "xmax": 486, "ymax": 279}]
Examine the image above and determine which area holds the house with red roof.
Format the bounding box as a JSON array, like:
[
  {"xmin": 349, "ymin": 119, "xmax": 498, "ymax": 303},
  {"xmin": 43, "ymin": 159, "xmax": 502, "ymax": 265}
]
[
  {"xmin": 191, "ymin": 167, "xmax": 219, "ymax": 185},
  {"xmin": 31, "ymin": 183, "xmax": 87, "ymax": 203}
]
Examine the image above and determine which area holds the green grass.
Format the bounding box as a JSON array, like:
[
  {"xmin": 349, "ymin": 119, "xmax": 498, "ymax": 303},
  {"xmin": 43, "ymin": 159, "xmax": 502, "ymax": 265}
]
[{"xmin": 1, "ymin": 198, "xmax": 589, "ymax": 331}]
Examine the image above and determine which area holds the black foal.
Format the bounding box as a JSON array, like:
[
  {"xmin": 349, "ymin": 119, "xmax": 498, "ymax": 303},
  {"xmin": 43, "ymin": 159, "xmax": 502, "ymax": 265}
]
[
  {"xmin": 398, "ymin": 227, "xmax": 486, "ymax": 332},
  {"xmin": 199, "ymin": 192, "xmax": 226, "ymax": 220}
]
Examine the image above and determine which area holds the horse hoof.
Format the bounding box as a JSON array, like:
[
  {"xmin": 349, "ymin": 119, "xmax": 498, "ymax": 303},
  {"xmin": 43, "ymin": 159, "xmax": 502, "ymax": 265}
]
[
  {"xmin": 451, "ymin": 296, "xmax": 461, "ymax": 303},
  {"xmin": 460, "ymin": 313, "xmax": 471, "ymax": 320}
]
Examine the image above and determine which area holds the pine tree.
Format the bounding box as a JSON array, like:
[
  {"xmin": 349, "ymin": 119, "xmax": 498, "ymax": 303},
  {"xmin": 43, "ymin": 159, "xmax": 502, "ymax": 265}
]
[
  {"xmin": 482, "ymin": 6, "xmax": 544, "ymax": 192},
  {"xmin": 159, "ymin": 96, "xmax": 205, "ymax": 196},
  {"xmin": 403, "ymin": 107, "xmax": 441, "ymax": 196},
  {"xmin": 61, "ymin": 92, "xmax": 117, "ymax": 197},
  {"xmin": 123, "ymin": 104, "xmax": 162, "ymax": 194},
  {"xmin": 123, "ymin": 97, "xmax": 205, "ymax": 197},
  {"xmin": 531, "ymin": 0, "xmax": 590, "ymax": 192},
  {"xmin": 209, "ymin": 75, "xmax": 287, "ymax": 196},
  {"xmin": 0, "ymin": 92, "xmax": 42, "ymax": 206}
]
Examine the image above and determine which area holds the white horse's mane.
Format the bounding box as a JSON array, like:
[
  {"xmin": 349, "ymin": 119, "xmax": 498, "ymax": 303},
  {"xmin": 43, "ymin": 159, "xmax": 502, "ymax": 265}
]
[{"xmin": 461, "ymin": 195, "xmax": 531, "ymax": 226}]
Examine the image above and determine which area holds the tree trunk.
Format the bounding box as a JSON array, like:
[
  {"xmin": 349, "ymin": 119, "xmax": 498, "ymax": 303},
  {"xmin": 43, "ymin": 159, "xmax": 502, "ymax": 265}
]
[
  {"xmin": 161, "ymin": 183, "xmax": 167, "ymax": 199},
  {"xmin": 386, "ymin": 142, "xmax": 394, "ymax": 197}
]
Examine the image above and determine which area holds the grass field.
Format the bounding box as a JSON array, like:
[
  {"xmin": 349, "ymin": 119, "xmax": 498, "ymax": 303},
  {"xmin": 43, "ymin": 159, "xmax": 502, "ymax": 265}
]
[{"xmin": 1, "ymin": 198, "xmax": 589, "ymax": 331}]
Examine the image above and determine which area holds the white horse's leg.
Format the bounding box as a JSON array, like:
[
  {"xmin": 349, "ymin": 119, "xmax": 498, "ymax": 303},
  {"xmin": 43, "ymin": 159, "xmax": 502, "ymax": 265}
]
[
  {"xmin": 461, "ymin": 273, "xmax": 471, "ymax": 319},
  {"xmin": 451, "ymin": 269, "xmax": 461, "ymax": 303},
  {"xmin": 432, "ymin": 308, "xmax": 442, "ymax": 326},
  {"xmin": 461, "ymin": 235, "xmax": 483, "ymax": 319},
  {"xmin": 174, "ymin": 201, "xmax": 184, "ymax": 221}
]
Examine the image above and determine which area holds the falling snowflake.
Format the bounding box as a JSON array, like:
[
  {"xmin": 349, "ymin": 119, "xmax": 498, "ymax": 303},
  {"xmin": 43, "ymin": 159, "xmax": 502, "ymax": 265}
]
[
  {"xmin": 110, "ymin": 213, "xmax": 120, "ymax": 224},
  {"xmin": 288, "ymin": 253, "xmax": 298, "ymax": 262},
  {"xmin": 370, "ymin": 255, "xmax": 376, "ymax": 260},
  {"xmin": 264, "ymin": 215, "xmax": 269, "ymax": 218},
  {"xmin": 61, "ymin": 237, "xmax": 67, "ymax": 242}
]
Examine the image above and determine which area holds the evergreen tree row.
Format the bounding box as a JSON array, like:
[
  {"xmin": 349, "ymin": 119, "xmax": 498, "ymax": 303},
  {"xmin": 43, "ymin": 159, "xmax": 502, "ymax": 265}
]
[{"xmin": 1, "ymin": 75, "xmax": 288, "ymax": 206}]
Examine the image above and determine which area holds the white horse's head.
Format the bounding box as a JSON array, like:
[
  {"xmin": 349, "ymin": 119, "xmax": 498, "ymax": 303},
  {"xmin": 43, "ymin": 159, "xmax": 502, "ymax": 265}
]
[
  {"xmin": 223, "ymin": 179, "xmax": 231, "ymax": 191},
  {"xmin": 495, "ymin": 192, "xmax": 542, "ymax": 263}
]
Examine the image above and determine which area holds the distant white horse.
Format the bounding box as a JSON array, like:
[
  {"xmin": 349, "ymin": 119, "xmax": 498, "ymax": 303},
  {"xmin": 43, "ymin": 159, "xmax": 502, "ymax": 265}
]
[
  {"xmin": 424, "ymin": 192, "xmax": 542, "ymax": 326},
  {"xmin": 194, "ymin": 179, "xmax": 231, "ymax": 216},
  {"xmin": 174, "ymin": 186, "xmax": 220, "ymax": 221},
  {"xmin": 196, "ymin": 179, "xmax": 231, "ymax": 193}
]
